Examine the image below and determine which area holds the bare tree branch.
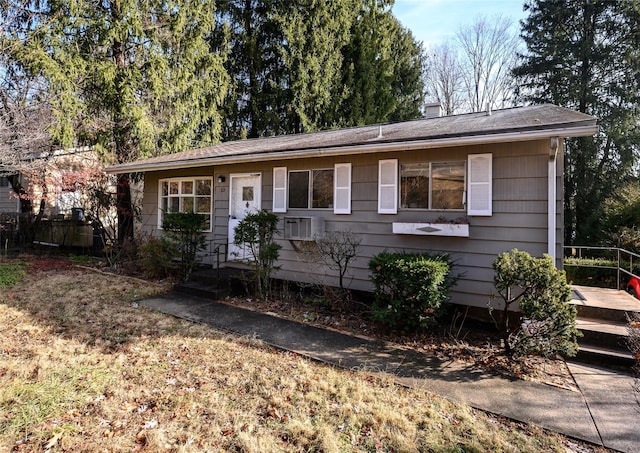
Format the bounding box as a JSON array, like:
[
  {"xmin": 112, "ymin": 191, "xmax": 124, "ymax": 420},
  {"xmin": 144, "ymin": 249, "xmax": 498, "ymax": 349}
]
[{"xmin": 455, "ymin": 15, "xmax": 520, "ymax": 112}]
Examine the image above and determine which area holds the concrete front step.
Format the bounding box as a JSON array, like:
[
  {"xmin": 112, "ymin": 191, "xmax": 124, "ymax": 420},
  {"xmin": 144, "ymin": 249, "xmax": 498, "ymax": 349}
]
[
  {"xmin": 174, "ymin": 280, "xmax": 230, "ymax": 301},
  {"xmin": 570, "ymin": 285, "xmax": 640, "ymax": 323}
]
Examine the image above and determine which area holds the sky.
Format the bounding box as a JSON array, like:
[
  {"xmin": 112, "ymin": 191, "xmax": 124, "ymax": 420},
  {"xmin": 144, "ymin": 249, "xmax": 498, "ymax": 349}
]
[{"xmin": 391, "ymin": 0, "xmax": 528, "ymax": 48}]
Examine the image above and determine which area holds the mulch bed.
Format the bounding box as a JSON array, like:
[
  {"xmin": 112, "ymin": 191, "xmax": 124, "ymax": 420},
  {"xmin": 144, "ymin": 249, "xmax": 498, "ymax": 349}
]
[{"xmin": 220, "ymin": 290, "xmax": 578, "ymax": 392}]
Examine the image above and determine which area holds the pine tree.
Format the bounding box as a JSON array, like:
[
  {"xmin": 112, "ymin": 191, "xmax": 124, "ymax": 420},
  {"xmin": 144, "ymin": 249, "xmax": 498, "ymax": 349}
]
[
  {"xmin": 278, "ymin": 0, "xmax": 358, "ymax": 132},
  {"xmin": 213, "ymin": 0, "xmax": 288, "ymax": 139},
  {"xmin": 213, "ymin": 0, "xmax": 426, "ymax": 139},
  {"xmin": 514, "ymin": 0, "xmax": 640, "ymax": 245},
  {"xmin": 8, "ymin": 0, "xmax": 229, "ymax": 241},
  {"xmin": 340, "ymin": 0, "xmax": 425, "ymax": 125}
]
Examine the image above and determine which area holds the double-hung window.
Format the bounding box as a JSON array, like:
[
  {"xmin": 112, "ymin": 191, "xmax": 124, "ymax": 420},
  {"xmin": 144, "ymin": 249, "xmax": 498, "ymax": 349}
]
[
  {"xmin": 159, "ymin": 177, "xmax": 213, "ymax": 230},
  {"xmin": 400, "ymin": 161, "xmax": 466, "ymax": 210},
  {"xmin": 288, "ymin": 169, "xmax": 333, "ymax": 209},
  {"xmin": 273, "ymin": 164, "xmax": 351, "ymax": 214}
]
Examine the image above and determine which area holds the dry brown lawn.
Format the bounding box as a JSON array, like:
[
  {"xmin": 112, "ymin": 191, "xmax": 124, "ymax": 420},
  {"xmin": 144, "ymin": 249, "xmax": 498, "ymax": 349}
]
[{"xmin": 0, "ymin": 257, "xmax": 607, "ymax": 452}]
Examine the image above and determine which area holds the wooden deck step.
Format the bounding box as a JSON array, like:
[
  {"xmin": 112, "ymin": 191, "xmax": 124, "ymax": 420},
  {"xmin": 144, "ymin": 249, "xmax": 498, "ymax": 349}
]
[
  {"xmin": 569, "ymin": 285, "xmax": 638, "ymax": 369},
  {"xmin": 576, "ymin": 317, "xmax": 629, "ymax": 349},
  {"xmin": 576, "ymin": 317, "xmax": 628, "ymax": 336},
  {"xmin": 571, "ymin": 285, "xmax": 640, "ymax": 322},
  {"xmin": 575, "ymin": 344, "xmax": 635, "ymax": 369}
]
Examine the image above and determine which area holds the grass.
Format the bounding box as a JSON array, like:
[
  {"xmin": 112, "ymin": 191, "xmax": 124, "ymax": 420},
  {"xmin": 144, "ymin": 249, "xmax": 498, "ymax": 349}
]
[
  {"xmin": 0, "ymin": 257, "xmax": 605, "ymax": 452},
  {"xmin": 0, "ymin": 260, "xmax": 26, "ymax": 287}
]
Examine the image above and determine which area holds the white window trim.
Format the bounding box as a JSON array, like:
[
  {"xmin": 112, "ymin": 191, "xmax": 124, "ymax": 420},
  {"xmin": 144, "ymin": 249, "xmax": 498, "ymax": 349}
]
[
  {"xmin": 467, "ymin": 153, "xmax": 492, "ymax": 216},
  {"xmin": 158, "ymin": 176, "xmax": 213, "ymax": 231},
  {"xmin": 378, "ymin": 159, "xmax": 398, "ymax": 214},
  {"xmin": 334, "ymin": 163, "xmax": 352, "ymax": 214}
]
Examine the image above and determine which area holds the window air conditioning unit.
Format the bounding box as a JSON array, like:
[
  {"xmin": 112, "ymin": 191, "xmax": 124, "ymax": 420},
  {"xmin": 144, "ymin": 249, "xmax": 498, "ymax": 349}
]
[{"xmin": 283, "ymin": 216, "xmax": 324, "ymax": 241}]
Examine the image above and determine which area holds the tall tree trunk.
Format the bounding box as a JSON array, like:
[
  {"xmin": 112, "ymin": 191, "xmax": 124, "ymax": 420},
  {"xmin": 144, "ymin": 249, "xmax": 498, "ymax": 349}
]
[
  {"xmin": 116, "ymin": 172, "xmax": 134, "ymax": 243},
  {"xmin": 111, "ymin": 1, "xmax": 135, "ymax": 243}
]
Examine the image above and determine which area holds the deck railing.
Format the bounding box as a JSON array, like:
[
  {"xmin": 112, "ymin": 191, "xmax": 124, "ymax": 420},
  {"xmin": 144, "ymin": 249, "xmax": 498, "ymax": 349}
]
[{"xmin": 564, "ymin": 246, "xmax": 640, "ymax": 290}]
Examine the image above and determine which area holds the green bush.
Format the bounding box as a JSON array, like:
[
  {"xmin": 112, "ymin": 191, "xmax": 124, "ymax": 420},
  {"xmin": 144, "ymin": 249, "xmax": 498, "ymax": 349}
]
[
  {"xmin": 0, "ymin": 262, "xmax": 26, "ymax": 287},
  {"xmin": 162, "ymin": 212, "xmax": 208, "ymax": 282},
  {"xmin": 369, "ymin": 252, "xmax": 454, "ymax": 332},
  {"xmin": 233, "ymin": 210, "xmax": 281, "ymax": 299},
  {"xmin": 563, "ymin": 264, "xmax": 617, "ymax": 288},
  {"xmin": 493, "ymin": 249, "xmax": 580, "ymax": 357},
  {"xmin": 137, "ymin": 234, "xmax": 178, "ymax": 280},
  {"xmin": 564, "ymin": 256, "xmax": 640, "ymax": 288}
]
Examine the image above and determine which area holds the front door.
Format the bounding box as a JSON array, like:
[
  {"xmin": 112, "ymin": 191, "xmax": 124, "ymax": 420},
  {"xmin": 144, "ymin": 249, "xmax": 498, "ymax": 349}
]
[{"xmin": 228, "ymin": 173, "xmax": 262, "ymax": 261}]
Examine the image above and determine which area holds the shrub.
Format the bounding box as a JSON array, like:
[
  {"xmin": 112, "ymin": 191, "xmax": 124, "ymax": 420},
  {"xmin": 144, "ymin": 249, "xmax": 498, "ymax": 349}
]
[
  {"xmin": 493, "ymin": 249, "xmax": 580, "ymax": 357},
  {"xmin": 563, "ymin": 259, "xmax": 618, "ymax": 288},
  {"xmin": 369, "ymin": 252, "xmax": 454, "ymax": 332},
  {"xmin": 137, "ymin": 234, "xmax": 178, "ymax": 280},
  {"xmin": 315, "ymin": 229, "xmax": 361, "ymax": 302},
  {"xmin": 162, "ymin": 212, "xmax": 208, "ymax": 281},
  {"xmin": 233, "ymin": 210, "xmax": 281, "ymax": 299}
]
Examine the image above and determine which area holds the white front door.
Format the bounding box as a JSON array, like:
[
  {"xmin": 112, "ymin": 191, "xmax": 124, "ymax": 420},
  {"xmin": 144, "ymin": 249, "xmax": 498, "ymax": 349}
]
[{"xmin": 228, "ymin": 173, "xmax": 262, "ymax": 261}]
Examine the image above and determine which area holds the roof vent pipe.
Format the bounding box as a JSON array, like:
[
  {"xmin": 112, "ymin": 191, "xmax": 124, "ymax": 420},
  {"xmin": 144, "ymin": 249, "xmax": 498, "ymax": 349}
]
[
  {"xmin": 377, "ymin": 125, "xmax": 383, "ymax": 139},
  {"xmin": 486, "ymin": 102, "xmax": 492, "ymax": 116}
]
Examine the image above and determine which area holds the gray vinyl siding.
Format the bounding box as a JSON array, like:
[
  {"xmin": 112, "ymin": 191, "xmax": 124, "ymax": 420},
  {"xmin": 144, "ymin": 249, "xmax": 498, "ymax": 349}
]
[{"xmin": 139, "ymin": 139, "xmax": 560, "ymax": 309}]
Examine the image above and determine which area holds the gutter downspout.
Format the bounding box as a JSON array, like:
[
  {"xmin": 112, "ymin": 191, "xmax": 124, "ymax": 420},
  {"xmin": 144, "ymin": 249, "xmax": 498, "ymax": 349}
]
[{"xmin": 548, "ymin": 137, "xmax": 559, "ymax": 264}]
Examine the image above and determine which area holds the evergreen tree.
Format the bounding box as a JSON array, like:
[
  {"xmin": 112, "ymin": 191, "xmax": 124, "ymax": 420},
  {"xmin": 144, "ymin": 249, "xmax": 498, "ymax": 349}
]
[
  {"xmin": 514, "ymin": 0, "xmax": 640, "ymax": 245},
  {"xmin": 341, "ymin": 0, "xmax": 425, "ymax": 125},
  {"xmin": 278, "ymin": 0, "xmax": 358, "ymax": 132},
  {"xmin": 213, "ymin": 0, "xmax": 287, "ymax": 140},
  {"xmin": 7, "ymin": 0, "xmax": 229, "ymax": 241},
  {"xmin": 213, "ymin": 0, "xmax": 426, "ymax": 139}
]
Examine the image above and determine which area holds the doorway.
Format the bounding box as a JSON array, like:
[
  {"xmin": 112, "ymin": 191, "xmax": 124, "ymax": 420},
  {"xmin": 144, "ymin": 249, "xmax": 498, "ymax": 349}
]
[{"xmin": 228, "ymin": 173, "xmax": 262, "ymax": 261}]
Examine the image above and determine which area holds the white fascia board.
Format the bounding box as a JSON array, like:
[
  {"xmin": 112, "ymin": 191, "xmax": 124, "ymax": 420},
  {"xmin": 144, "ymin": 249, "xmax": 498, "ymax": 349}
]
[{"xmin": 105, "ymin": 125, "xmax": 598, "ymax": 174}]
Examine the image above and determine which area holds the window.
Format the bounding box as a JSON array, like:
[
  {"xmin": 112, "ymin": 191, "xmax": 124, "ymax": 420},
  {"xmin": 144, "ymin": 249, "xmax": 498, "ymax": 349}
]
[
  {"xmin": 159, "ymin": 177, "xmax": 213, "ymax": 229},
  {"xmin": 288, "ymin": 169, "xmax": 334, "ymax": 209},
  {"xmin": 400, "ymin": 161, "xmax": 465, "ymax": 210},
  {"xmin": 379, "ymin": 154, "xmax": 491, "ymax": 215},
  {"xmin": 0, "ymin": 176, "xmax": 8, "ymax": 188},
  {"xmin": 274, "ymin": 164, "xmax": 351, "ymax": 214}
]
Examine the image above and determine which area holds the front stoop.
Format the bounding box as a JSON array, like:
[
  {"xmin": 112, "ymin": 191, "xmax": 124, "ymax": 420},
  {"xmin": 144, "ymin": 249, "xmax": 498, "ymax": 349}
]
[
  {"xmin": 174, "ymin": 267, "xmax": 248, "ymax": 301},
  {"xmin": 571, "ymin": 285, "xmax": 639, "ymax": 369}
]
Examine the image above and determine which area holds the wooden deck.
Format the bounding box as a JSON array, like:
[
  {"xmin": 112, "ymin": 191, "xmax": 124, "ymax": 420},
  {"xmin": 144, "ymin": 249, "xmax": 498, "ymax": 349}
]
[{"xmin": 571, "ymin": 285, "xmax": 640, "ymax": 312}]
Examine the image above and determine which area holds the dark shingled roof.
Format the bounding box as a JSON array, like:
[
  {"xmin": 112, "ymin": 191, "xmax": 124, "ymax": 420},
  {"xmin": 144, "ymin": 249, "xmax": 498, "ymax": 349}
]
[{"xmin": 106, "ymin": 104, "xmax": 597, "ymax": 173}]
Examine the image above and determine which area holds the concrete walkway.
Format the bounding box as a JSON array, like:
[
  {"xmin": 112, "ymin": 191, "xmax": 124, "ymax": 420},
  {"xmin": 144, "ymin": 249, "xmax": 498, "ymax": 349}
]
[{"xmin": 140, "ymin": 292, "xmax": 640, "ymax": 452}]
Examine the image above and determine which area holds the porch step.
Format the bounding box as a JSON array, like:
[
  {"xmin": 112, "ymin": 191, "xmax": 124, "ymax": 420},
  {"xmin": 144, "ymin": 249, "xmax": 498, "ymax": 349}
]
[
  {"xmin": 574, "ymin": 344, "xmax": 635, "ymax": 369},
  {"xmin": 174, "ymin": 280, "xmax": 230, "ymax": 301},
  {"xmin": 573, "ymin": 315, "xmax": 635, "ymax": 369},
  {"xmin": 570, "ymin": 303, "xmax": 637, "ymax": 323},
  {"xmin": 570, "ymin": 285, "xmax": 640, "ymax": 322},
  {"xmin": 174, "ymin": 266, "xmax": 248, "ymax": 300},
  {"xmin": 576, "ymin": 317, "xmax": 629, "ymax": 349}
]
